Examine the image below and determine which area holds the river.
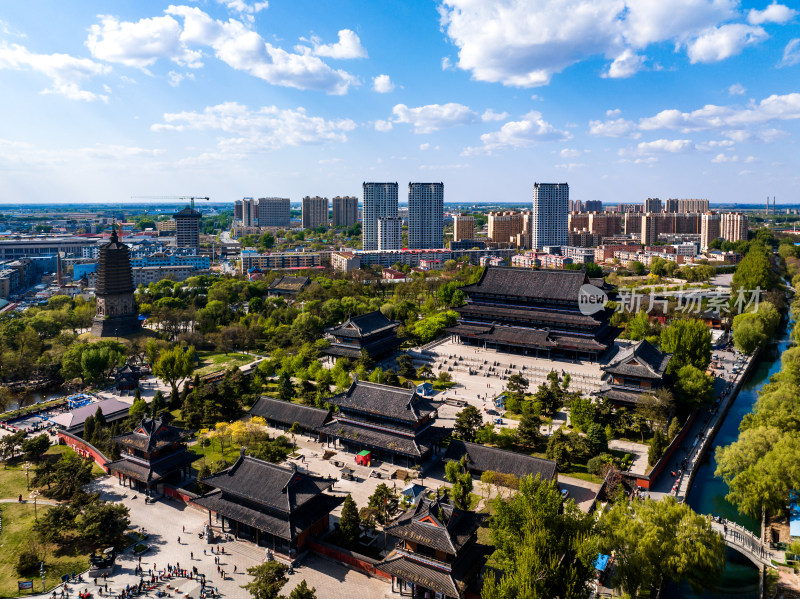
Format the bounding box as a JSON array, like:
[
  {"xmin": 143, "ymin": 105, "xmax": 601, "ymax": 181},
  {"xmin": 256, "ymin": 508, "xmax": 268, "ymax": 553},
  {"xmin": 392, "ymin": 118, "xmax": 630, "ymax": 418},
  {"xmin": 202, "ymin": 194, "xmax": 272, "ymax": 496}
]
[{"xmin": 670, "ymin": 319, "xmax": 792, "ymax": 598}]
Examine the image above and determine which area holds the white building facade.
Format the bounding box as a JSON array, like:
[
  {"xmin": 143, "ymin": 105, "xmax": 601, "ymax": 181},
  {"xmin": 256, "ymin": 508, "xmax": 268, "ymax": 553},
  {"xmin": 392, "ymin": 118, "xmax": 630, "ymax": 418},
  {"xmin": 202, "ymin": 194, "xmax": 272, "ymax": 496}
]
[
  {"xmin": 532, "ymin": 182, "xmax": 569, "ymax": 250},
  {"xmin": 408, "ymin": 182, "xmax": 443, "ymax": 249}
]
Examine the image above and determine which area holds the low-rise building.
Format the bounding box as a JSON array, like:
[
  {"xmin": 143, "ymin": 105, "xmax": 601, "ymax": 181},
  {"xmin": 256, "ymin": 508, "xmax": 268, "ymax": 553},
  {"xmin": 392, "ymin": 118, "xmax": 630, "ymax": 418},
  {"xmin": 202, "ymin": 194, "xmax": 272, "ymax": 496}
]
[
  {"xmin": 331, "ymin": 251, "xmax": 360, "ymax": 273},
  {"xmin": 322, "ymin": 310, "xmax": 401, "ymax": 360}
]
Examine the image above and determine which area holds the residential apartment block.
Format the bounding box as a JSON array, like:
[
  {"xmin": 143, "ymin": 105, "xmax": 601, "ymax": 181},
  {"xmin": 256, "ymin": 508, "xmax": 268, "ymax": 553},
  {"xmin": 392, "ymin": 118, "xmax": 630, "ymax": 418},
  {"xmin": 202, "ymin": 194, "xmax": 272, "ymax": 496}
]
[
  {"xmin": 453, "ymin": 214, "xmax": 475, "ymax": 242},
  {"xmin": 408, "ymin": 182, "xmax": 443, "ymax": 249},
  {"xmin": 302, "ymin": 196, "xmax": 329, "ymax": 229},
  {"xmin": 332, "ymin": 196, "xmax": 358, "ymax": 227},
  {"xmin": 363, "ymin": 182, "xmax": 398, "ymax": 251},
  {"xmin": 532, "ymin": 182, "xmax": 569, "ymax": 250}
]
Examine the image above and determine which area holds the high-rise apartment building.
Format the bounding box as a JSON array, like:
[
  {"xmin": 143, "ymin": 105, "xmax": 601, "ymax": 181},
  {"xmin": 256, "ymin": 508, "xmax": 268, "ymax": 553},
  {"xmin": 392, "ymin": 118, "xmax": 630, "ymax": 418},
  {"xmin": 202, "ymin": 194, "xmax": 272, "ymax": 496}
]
[
  {"xmin": 665, "ymin": 198, "xmax": 710, "ymax": 213},
  {"xmin": 644, "ymin": 198, "xmax": 663, "ymax": 213},
  {"xmin": 700, "ymin": 212, "xmax": 721, "ymax": 250},
  {"xmin": 585, "ymin": 200, "xmax": 603, "ymax": 212},
  {"xmin": 332, "ymin": 196, "xmax": 358, "ymax": 227},
  {"xmin": 488, "ymin": 212, "xmax": 525, "ymax": 243},
  {"xmin": 377, "ymin": 217, "xmax": 402, "ymax": 251},
  {"xmin": 721, "ymin": 212, "xmax": 748, "ymax": 243},
  {"xmin": 363, "ymin": 182, "xmax": 398, "ymax": 251},
  {"xmin": 532, "ymin": 182, "xmax": 569, "ymax": 250},
  {"xmin": 302, "ymin": 196, "xmax": 329, "ymax": 229},
  {"xmin": 174, "ymin": 206, "xmax": 201, "ymax": 250},
  {"xmin": 408, "ymin": 182, "xmax": 443, "ymax": 249},
  {"xmin": 453, "ymin": 214, "xmax": 475, "ymax": 242},
  {"xmin": 234, "ymin": 200, "xmax": 243, "ymax": 221},
  {"xmin": 241, "ymin": 197, "xmax": 257, "ymax": 227},
  {"xmin": 257, "ymin": 197, "xmax": 290, "ymax": 228}
]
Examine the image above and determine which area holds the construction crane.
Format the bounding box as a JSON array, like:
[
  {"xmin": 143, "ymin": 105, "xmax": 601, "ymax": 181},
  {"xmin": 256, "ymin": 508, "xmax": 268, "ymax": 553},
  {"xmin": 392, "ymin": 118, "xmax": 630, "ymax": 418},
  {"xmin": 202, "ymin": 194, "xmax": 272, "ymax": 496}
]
[{"xmin": 130, "ymin": 196, "xmax": 210, "ymax": 210}]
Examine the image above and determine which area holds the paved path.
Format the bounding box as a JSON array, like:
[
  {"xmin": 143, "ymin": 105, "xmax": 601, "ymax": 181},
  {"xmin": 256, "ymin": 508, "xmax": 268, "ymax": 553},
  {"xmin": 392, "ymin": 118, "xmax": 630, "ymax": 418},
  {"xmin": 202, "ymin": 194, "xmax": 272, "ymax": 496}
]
[
  {"xmin": 0, "ymin": 497, "xmax": 60, "ymax": 505},
  {"xmin": 711, "ymin": 519, "xmax": 779, "ymax": 568}
]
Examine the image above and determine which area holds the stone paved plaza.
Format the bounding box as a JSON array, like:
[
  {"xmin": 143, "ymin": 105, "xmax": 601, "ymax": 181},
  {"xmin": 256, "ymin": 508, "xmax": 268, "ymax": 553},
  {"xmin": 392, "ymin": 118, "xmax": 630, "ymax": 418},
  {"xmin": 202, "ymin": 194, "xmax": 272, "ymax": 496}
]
[{"xmin": 32, "ymin": 476, "xmax": 390, "ymax": 599}]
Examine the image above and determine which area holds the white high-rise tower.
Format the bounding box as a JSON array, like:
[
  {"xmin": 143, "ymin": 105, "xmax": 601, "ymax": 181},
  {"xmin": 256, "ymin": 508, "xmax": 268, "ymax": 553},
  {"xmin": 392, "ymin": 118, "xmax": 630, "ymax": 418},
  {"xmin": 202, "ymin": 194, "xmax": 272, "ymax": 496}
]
[
  {"xmin": 362, "ymin": 182, "xmax": 399, "ymax": 251},
  {"xmin": 532, "ymin": 182, "xmax": 569, "ymax": 250},
  {"xmin": 408, "ymin": 182, "xmax": 443, "ymax": 249}
]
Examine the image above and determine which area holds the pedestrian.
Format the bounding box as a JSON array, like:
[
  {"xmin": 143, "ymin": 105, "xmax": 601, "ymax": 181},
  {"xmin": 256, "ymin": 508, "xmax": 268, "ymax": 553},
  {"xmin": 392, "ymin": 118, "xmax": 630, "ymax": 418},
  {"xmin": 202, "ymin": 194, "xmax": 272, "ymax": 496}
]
[
  {"xmin": 183, "ymin": 525, "xmax": 185, "ymax": 533},
  {"xmin": 203, "ymin": 549, "xmax": 206, "ymax": 556},
  {"xmin": 234, "ymin": 565, "xmax": 237, "ymax": 574},
  {"xmin": 190, "ymin": 551, "xmax": 193, "ymax": 560},
  {"xmin": 178, "ymin": 536, "xmax": 181, "ymax": 544}
]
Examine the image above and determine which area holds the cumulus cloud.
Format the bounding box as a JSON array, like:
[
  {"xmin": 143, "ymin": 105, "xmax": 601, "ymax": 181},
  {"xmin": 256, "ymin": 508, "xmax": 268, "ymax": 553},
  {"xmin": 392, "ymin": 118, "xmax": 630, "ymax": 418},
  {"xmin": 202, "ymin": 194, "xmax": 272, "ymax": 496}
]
[
  {"xmin": 622, "ymin": 139, "xmax": 695, "ymax": 156},
  {"xmin": 419, "ymin": 143, "xmax": 430, "ymax": 150},
  {"xmin": 372, "ymin": 74, "xmax": 394, "ymax": 93},
  {"xmin": 747, "ymin": 3, "xmax": 797, "ymax": 25},
  {"xmin": 780, "ymin": 38, "xmax": 800, "ymax": 67},
  {"xmin": 216, "ymin": 0, "xmax": 269, "ymax": 19},
  {"xmin": 687, "ymin": 24, "xmax": 768, "ymax": 63},
  {"xmin": 604, "ymin": 49, "xmax": 645, "ymax": 78},
  {"xmin": 86, "ymin": 7, "xmax": 357, "ymax": 94},
  {"xmin": 0, "ymin": 42, "xmax": 109, "ymax": 101},
  {"xmin": 711, "ymin": 153, "xmax": 738, "ymax": 162},
  {"xmin": 391, "ymin": 103, "xmax": 478, "ymax": 134},
  {"xmin": 151, "ymin": 102, "xmax": 356, "ymax": 152},
  {"xmin": 167, "ymin": 70, "xmax": 194, "ymax": 87},
  {"xmin": 588, "ymin": 117, "xmax": 640, "ymax": 138},
  {"xmin": 438, "ymin": 0, "xmax": 746, "ymax": 87},
  {"xmin": 309, "ymin": 29, "xmax": 367, "ymax": 59},
  {"xmin": 728, "ymin": 83, "xmax": 746, "ymax": 95},
  {"xmin": 463, "ymin": 111, "xmax": 571, "ymax": 154},
  {"xmin": 481, "ymin": 109, "xmax": 508, "ymax": 122},
  {"xmin": 560, "ymin": 148, "xmax": 582, "ymax": 158},
  {"xmin": 374, "ymin": 119, "xmax": 392, "ymax": 132}
]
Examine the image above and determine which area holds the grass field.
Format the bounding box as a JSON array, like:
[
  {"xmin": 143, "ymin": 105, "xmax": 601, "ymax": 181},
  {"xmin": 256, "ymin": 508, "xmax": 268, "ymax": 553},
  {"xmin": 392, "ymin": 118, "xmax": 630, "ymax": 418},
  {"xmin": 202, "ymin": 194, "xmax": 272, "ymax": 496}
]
[
  {"xmin": 0, "ymin": 444, "xmax": 103, "ymax": 499},
  {"xmin": 0, "ymin": 503, "xmax": 95, "ymax": 597},
  {"xmin": 187, "ymin": 437, "xmax": 243, "ymax": 469},
  {"xmin": 194, "ymin": 351, "xmax": 255, "ymax": 376}
]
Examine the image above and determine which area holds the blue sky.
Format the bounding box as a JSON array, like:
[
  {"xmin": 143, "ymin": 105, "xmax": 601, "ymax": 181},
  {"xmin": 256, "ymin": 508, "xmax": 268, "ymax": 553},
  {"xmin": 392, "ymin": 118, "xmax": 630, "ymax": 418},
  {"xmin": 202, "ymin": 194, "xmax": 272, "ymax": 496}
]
[{"xmin": 1, "ymin": 0, "xmax": 799, "ymax": 206}]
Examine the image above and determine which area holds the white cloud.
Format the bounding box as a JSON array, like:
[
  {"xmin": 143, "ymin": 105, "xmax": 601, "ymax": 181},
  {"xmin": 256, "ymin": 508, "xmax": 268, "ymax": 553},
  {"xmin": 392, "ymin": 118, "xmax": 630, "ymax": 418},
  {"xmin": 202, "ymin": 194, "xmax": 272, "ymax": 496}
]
[
  {"xmin": 87, "ymin": 14, "xmax": 202, "ymax": 70},
  {"xmin": 318, "ymin": 157, "xmax": 342, "ymax": 165},
  {"xmin": 627, "ymin": 139, "xmax": 695, "ymax": 155},
  {"xmin": 747, "ymin": 3, "xmax": 797, "ymax": 25},
  {"xmin": 463, "ymin": 111, "xmax": 571, "ymax": 154},
  {"xmin": 481, "ymin": 109, "xmax": 508, "ymax": 122},
  {"xmin": 588, "ymin": 117, "xmax": 640, "ymax": 138},
  {"xmin": 392, "ymin": 103, "xmax": 478, "ymax": 134},
  {"xmin": 309, "ymin": 29, "xmax": 367, "ymax": 59},
  {"xmin": 0, "ymin": 42, "xmax": 109, "ymax": 101},
  {"xmin": 419, "ymin": 143, "xmax": 430, "ymax": 150},
  {"xmin": 745, "ymin": 155, "xmax": 759, "ymax": 163},
  {"xmin": 738, "ymin": 169, "xmax": 753, "ymax": 175},
  {"xmin": 374, "ymin": 119, "xmax": 392, "ymax": 132},
  {"xmin": 372, "ymin": 74, "xmax": 394, "ymax": 93},
  {"xmin": 604, "ymin": 49, "xmax": 645, "ymax": 78},
  {"xmin": 216, "ymin": 0, "xmax": 269, "ymax": 18},
  {"xmin": 606, "ymin": 108, "xmax": 622, "ymax": 117},
  {"xmin": 711, "ymin": 153, "xmax": 738, "ymax": 162},
  {"xmin": 560, "ymin": 148, "xmax": 582, "ymax": 158},
  {"xmin": 0, "ymin": 19, "xmax": 26, "ymax": 38},
  {"xmin": 687, "ymin": 24, "xmax": 768, "ymax": 63},
  {"xmin": 86, "ymin": 7, "xmax": 357, "ymax": 94},
  {"xmin": 554, "ymin": 162, "xmax": 586, "ymax": 169},
  {"xmin": 728, "ymin": 83, "xmax": 746, "ymax": 95},
  {"xmin": 151, "ymin": 102, "xmax": 356, "ymax": 152},
  {"xmin": 780, "ymin": 38, "xmax": 800, "ymax": 67},
  {"xmin": 439, "ymin": 0, "xmax": 742, "ymax": 87},
  {"xmin": 0, "ymin": 139, "xmax": 164, "ymax": 169},
  {"xmin": 441, "ymin": 57, "xmax": 453, "ymax": 70},
  {"xmin": 167, "ymin": 70, "xmax": 194, "ymax": 87}
]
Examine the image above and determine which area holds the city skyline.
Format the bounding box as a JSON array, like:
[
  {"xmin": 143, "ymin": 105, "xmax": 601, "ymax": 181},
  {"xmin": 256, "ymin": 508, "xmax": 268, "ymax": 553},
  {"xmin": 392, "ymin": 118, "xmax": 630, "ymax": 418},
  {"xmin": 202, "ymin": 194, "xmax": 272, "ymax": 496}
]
[{"xmin": 1, "ymin": 1, "xmax": 799, "ymax": 205}]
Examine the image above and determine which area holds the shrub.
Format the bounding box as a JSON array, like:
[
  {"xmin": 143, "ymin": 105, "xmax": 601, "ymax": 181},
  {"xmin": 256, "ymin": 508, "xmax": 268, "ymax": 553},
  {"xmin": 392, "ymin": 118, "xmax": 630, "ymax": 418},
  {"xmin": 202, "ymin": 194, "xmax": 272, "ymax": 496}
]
[
  {"xmin": 587, "ymin": 455, "xmax": 605, "ymax": 476},
  {"xmin": 16, "ymin": 548, "xmax": 40, "ymax": 575}
]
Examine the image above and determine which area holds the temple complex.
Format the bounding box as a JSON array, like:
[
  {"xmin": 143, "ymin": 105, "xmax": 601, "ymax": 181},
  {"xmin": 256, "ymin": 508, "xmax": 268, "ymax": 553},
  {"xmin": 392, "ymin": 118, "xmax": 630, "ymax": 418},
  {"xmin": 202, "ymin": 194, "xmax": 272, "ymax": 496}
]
[
  {"xmin": 193, "ymin": 452, "xmax": 341, "ymax": 557},
  {"xmin": 378, "ymin": 496, "xmax": 487, "ymax": 599},
  {"xmin": 90, "ymin": 225, "xmax": 140, "ymax": 337},
  {"xmin": 321, "ymin": 378, "xmax": 447, "ymax": 467},
  {"xmin": 106, "ymin": 415, "xmax": 194, "ymax": 493},
  {"xmin": 322, "ymin": 310, "xmax": 402, "ymax": 360},
  {"xmin": 445, "ymin": 266, "xmax": 616, "ymax": 361},
  {"xmin": 599, "ymin": 339, "xmax": 672, "ymax": 406}
]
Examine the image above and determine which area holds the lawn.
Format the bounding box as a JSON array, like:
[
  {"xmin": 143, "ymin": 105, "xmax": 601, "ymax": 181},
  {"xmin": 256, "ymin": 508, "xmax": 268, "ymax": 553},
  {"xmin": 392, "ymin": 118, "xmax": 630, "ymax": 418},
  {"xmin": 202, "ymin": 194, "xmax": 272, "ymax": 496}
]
[
  {"xmin": 194, "ymin": 351, "xmax": 256, "ymax": 376},
  {"xmin": 0, "ymin": 503, "xmax": 93, "ymax": 597},
  {"xmin": 187, "ymin": 437, "xmax": 243, "ymax": 469},
  {"xmin": 0, "ymin": 445, "xmax": 104, "ymax": 499}
]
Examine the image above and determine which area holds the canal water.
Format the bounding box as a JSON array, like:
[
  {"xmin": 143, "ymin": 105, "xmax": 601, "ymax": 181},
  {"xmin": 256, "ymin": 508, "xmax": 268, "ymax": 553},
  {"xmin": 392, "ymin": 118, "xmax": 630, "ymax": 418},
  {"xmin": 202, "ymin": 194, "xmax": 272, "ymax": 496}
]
[{"xmin": 670, "ymin": 320, "xmax": 792, "ymax": 598}]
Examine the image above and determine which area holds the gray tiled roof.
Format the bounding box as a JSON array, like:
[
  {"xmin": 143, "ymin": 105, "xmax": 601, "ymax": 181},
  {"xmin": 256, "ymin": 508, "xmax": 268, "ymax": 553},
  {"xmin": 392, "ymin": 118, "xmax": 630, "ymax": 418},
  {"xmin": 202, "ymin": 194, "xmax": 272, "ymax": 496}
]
[
  {"xmin": 378, "ymin": 556, "xmax": 460, "ymax": 597},
  {"xmin": 326, "ymin": 310, "xmax": 399, "ymax": 338},
  {"xmin": 112, "ymin": 415, "xmax": 190, "ymax": 452},
  {"xmin": 200, "ymin": 455, "xmax": 334, "ymax": 513},
  {"xmin": 320, "ymin": 421, "xmax": 447, "ymax": 458},
  {"xmin": 456, "ymin": 303, "xmax": 604, "ymax": 328},
  {"xmin": 325, "ymin": 379, "xmax": 437, "ymax": 423},
  {"xmin": 445, "ymin": 324, "xmax": 608, "ymax": 353},
  {"xmin": 602, "ymin": 340, "xmax": 671, "ymax": 379},
  {"xmin": 249, "ymin": 397, "xmax": 331, "ymax": 431},
  {"xmin": 268, "ymin": 276, "xmax": 310, "ymax": 292},
  {"xmin": 461, "ymin": 266, "xmax": 587, "ymax": 303},
  {"xmin": 443, "ymin": 440, "xmax": 558, "ymax": 481},
  {"xmin": 384, "ymin": 497, "xmax": 484, "ymax": 555}
]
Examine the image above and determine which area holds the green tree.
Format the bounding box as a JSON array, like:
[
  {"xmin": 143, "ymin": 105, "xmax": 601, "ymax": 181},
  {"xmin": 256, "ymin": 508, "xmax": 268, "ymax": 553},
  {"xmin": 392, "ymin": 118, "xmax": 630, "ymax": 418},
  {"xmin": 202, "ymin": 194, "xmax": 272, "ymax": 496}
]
[
  {"xmin": 732, "ymin": 314, "xmax": 766, "ymax": 354},
  {"xmin": 586, "ymin": 423, "xmax": 608, "ymax": 455},
  {"xmin": 453, "ymin": 405, "xmax": 483, "ymax": 442},
  {"xmin": 647, "ymin": 429, "xmax": 667, "ymax": 466},
  {"xmin": 506, "ymin": 373, "xmax": 529, "ymax": 403},
  {"xmin": 396, "ymin": 354, "xmax": 416, "ymax": 379},
  {"xmin": 516, "ymin": 410, "xmax": 542, "ymax": 449},
  {"xmin": 629, "ymin": 261, "xmax": 645, "ymax": 276},
  {"xmin": 21, "ymin": 434, "xmax": 51, "ymax": 462},
  {"xmin": 445, "ymin": 458, "xmax": 473, "ymax": 510},
  {"xmin": 243, "ymin": 561, "xmax": 288, "ymax": 599},
  {"xmin": 667, "ymin": 417, "xmax": 681, "ymax": 440},
  {"xmin": 600, "ymin": 497, "xmax": 726, "ymax": 597},
  {"xmin": 81, "ymin": 501, "xmax": 130, "ymax": 545},
  {"xmin": 283, "ymin": 580, "xmax": 317, "ymax": 599},
  {"xmin": 417, "ymin": 363, "xmax": 433, "ymax": 380},
  {"xmin": 278, "ymin": 371, "xmax": 294, "ymax": 401},
  {"xmin": 731, "ymin": 242, "xmax": 776, "ymax": 293},
  {"xmin": 625, "ymin": 311, "xmax": 650, "ymax": 340},
  {"xmin": 659, "ymin": 319, "xmax": 711, "ymax": 373},
  {"xmin": 338, "ymin": 495, "xmax": 361, "ymax": 550},
  {"xmin": 367, "ymin": 483, "xmax": 397, "ymax": 525},
  {"xmin": 153, "ymin": 346, "xmax": 196, "ymax": 395},
  {"xmin": 545, "ymin": 428, "xmax": 571, "ymax": 466},
  {"xmin": 568, "ymin": 396, "xmax": 595, "ymax": 431},
  {"xmin": 482, "ymin": 474, "xmax": 598, "ymax": 599},
  {"xmin": 673, "ymin": 365, "xmax": 714, "ymax": 411}
]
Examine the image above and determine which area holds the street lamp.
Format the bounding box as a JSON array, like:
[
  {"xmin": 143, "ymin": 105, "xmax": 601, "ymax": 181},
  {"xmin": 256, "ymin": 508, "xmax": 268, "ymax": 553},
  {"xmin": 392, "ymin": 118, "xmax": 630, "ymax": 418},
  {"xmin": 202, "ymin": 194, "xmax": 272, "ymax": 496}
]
[
  {"xmin": 29, "ymin": 490, "xmax": 40, "ymax": 521},
  {"xmin": 25, "ymin": 462, "xmax": 32, "ymax": 491}
]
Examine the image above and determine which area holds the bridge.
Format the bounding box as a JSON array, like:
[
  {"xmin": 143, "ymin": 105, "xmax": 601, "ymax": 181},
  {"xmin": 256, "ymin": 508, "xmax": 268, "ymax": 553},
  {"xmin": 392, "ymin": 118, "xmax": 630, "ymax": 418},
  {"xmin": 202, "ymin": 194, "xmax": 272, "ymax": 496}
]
[{"xmin": 709, "ymin": 518, "xmax": 778, "ymax": 569}]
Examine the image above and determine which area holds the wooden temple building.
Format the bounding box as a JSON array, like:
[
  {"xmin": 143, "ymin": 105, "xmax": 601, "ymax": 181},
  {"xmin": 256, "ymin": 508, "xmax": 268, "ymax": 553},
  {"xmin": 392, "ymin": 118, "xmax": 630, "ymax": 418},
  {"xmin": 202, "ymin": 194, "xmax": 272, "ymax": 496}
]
[
  {"xmin": 378, "ymin": 496, "xmax": 487, "ymax": 599},
  {"xmin": 445, "ymin": 267, "xmax": 617, "ymax": 362},
  {"xmin": 193, "ymin": 452, "xmax": 341, "ymax": 557},
  {"xmin": 321, "ymin": 378, "xmax": 447, "ymax": 467},
  {"xmin": 106, "ymin": 415, "xmax": 195, "ymax": 493},
  {"xmin": 598, "ymin": 340, "xmax": 672, "ymax": 407},
  {"xmin": 443, "ymin": 440, "xmax": 558, "ymax": 483},
  {"xmin": 249, "ymin": 396, "xmax": 332, "ymax": 439},
  {"xmin": 322, "ymin": 310, "xmax": 402, "ymax": 360}
]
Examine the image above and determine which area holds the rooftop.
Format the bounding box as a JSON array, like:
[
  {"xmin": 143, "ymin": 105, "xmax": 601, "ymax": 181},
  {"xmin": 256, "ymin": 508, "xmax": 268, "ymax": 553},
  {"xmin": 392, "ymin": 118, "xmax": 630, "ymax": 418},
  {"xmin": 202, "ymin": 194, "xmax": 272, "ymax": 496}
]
[
  {"xmin": 326, "ymin": 310, "xmax": 399, "ymax": 339},
  {"xmin": 461, "ymin": 266, "xmax": 588, "ymax": 303},
  {"xmin": 112, "ymin": 415, "xmax": 191, "ymax": 452},
  {"xmin": 249, "ymin": 397, "xmax": 331, "ymax": 431},
  {"xmin": 443, "ymin": 440, "xmax": 558, "ymax": 481},
  {"xmin": 602, "ymin": 339, "xmax": 672, "ymax": 379},
  {"xmin": 326, "ymin": 378, "xmax": 437, "ymax": 423}
]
